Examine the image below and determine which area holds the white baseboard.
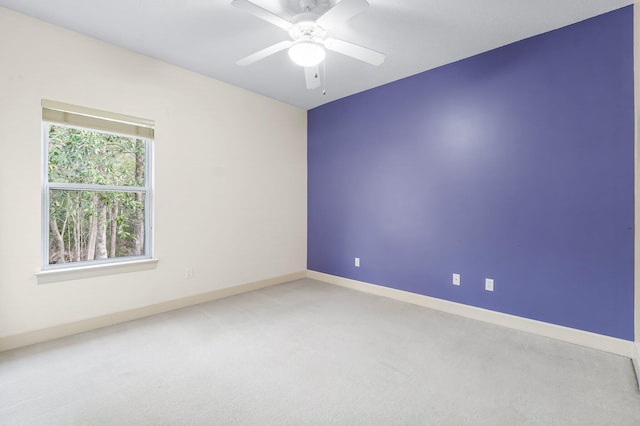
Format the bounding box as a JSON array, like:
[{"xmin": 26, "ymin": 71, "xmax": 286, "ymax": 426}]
[
  {"xmin": 307, "ymin": 270, "xmax": 635, "ymax": 358},
  {"xmin": 633, "ymin": 342, "xmax": 640, "ymax": 387},
  {"xmin": 0, "ymin": 271, "xmax": 306, "ymax": 352},
  {"xmin": 5, "ymin": 270, "xmax": 635, "ymax": 363}
]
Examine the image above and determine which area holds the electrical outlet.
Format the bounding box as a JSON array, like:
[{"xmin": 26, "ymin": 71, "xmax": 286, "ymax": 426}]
[
  {"xmin": 185, "ymin": 268, "xmax": 193, "ymax": 279},
  {"xmin": 354, "ymin": 257, "xmax": 360, "ymax": 267},
  {"xmin": 485, "ymin": 278, "xmax": 494, "ymax": 292},
  {"xmin": 452, "ymin": 273, "xmax": 460, "ymax": 286}
]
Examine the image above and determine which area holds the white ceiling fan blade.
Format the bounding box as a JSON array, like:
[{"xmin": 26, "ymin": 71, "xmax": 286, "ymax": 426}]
[
  {"xmin": 237, "ymin": 40, "xmax": 293, "ymax": 66},
  {"xmin": 324, "ymin": 38, "xmax": 385, "ymax": 66},
  {"xmin": 231, "ymin": 0, "xmax": 293, "ymax": 31},
  {"xmin": 304, "ymin": 65, "xmax": 321, "ymax": 89},
  {"xmin": 316, "ymin": 0, "xmax": 369, "ymax": 29}
]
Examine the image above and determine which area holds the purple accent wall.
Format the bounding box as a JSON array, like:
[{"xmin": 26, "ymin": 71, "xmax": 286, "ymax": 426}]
[{"xmin": 307, "ymin": 7, "xmax": 635, "ymax": 340}]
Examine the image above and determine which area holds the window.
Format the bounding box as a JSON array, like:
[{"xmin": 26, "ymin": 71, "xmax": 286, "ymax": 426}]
[{"xmin": 42, "ymin": 100, "xmax": 154, "ymax": 270}]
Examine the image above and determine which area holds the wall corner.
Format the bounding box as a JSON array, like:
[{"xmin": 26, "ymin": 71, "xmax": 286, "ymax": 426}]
[{"xmin": 634, "ymin": 0, "xmax": 640, "ymax": 357}]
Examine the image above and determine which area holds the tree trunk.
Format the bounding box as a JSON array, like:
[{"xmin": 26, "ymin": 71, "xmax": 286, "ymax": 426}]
[
  {"xmin": 133, "ymin": 193, "xmax": 144, "ymax": 255},
  {"xmin": 86, "ymin": 198, "xmax": 97, "ymax": 260},
  {"xmin": 133, "ymin": 140, "xmax": 145, "ymax": 255},
  {"xmin": 73, "ymin": 217, "xmax": 81, "ymax": 262},
  {"xmin": 95, "ymin": 195, "xmax": 108, "ymax": 259},
  {"xmin": 73, "ymin": 193, "xmax": 81, "ymax": 262},
  {"xmin": 49, "ymin": 218, "xmax": 66, "ymax": 263},
  {"xmin": 109, "ymin": 203, "xmax": 118, "ymax": 258}
]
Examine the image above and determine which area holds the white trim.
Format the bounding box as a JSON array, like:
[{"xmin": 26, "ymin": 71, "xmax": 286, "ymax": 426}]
[
  {"xmin": 41, "ymin": 99, "xmax": 154, "ymax": 138},
  {"xmin": 1, "ymin": 271, "xmax": 307, "ymax": 352},
  {"xmin": 307, "ymin": 270, "xmax": 635, "ymax": 358},
  {"xmin": 145, "ymin": 135, "xmax": 154, "ymax": 260},
  {"xmin": 47, "ymin": 183, "xmax": 146, "ymax": 192},
  {"xmin": 633, "ymin": 342, "xmax": 640, "ymax": 388},
  {"xmin": 41, "ymin": 99, "xmax": 154, "ymax": 127},
  {"xmin": 41, "ymin": 123, "xmax": 50, "ymax": 269},
  {"xmin": 36, "ymin": 258, "xmax": 160, "ymax": 284}
]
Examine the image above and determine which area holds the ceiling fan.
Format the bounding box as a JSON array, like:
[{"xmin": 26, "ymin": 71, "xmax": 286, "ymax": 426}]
[{"xmin": 231, "ymin": 0, "xmax": 385, "ymax": 90}]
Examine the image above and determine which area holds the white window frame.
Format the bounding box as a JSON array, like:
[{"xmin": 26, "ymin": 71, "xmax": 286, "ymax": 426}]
[{"xmin": 41, "ymin": 100, "xmax": 155, "ymax": 272}]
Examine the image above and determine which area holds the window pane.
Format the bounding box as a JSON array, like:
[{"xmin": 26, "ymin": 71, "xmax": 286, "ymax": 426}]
[
  {"xmin": 47, "ymin": 125, "xmax": 145, "ymax": 186},
  {"xmin": 48, "ymin": 190, "xmax": 145, "ymax": 265}
]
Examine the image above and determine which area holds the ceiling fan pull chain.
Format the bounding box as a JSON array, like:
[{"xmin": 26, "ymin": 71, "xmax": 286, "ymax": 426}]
[{"xmin": 322, "ymin": 55, "xmax": 327, "ymax": 95}]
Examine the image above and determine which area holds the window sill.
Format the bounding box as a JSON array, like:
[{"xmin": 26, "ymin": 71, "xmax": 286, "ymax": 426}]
[{"xmin": 36, "ymin": 258, "xmax": 159, "ymax": 284}]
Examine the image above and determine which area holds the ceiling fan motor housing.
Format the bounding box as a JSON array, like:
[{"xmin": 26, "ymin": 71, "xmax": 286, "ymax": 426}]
[{"xmin": 289, "ymin": 20, "xmax": 326, "ymax": 43}]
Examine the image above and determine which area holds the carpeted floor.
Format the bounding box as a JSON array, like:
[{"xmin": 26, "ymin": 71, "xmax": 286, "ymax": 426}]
[{"xmin": 1, "ymin": 278, "xmax": 639, "ymax": 425}]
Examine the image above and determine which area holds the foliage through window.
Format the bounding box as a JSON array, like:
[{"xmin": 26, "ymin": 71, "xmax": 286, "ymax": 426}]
[{"xmin": 42, "ymin": 101, "xmax": 154, "ymax": 269}]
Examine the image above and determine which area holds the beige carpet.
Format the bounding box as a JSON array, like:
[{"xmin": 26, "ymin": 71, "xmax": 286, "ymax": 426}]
[{"xmin": 1, "ymin": 278, "xmax": 639, "ymax": 425}]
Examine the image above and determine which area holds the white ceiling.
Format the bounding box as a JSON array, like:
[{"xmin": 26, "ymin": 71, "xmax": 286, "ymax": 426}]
[{"xmin": 0, "ymin": 0, "xmax": 633, "ymax": 110}]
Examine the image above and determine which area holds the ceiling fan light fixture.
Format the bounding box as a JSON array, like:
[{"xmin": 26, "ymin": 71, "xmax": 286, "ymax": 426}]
[{"xmin": 288, "ymin": 41, "xmax": 326, "ymax": 67}]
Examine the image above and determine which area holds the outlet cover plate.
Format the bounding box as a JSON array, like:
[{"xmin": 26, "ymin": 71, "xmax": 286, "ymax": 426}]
[
  {"xmin": 453, "ymin": 273, "xmax": 460, "ymax": 286},
  {"xmin": 485, "ymin": 278, "xmax": 494, "ymax": 292}
]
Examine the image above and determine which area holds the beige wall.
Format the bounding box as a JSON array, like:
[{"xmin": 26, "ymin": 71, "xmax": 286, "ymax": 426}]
[{"xmin": 0, "ymin": 7, "xmax": 307, "ymax": 339}]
